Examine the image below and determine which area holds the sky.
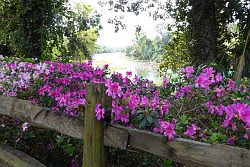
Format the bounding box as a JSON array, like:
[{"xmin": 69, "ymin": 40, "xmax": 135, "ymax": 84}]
[{"xmin": 69, "ymin": 0, "xmax": 168, "ymax": 48}]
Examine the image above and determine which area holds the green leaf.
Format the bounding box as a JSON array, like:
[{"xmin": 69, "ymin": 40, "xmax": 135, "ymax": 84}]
[
  {"xmin": 62, "ymin": 143, "xmax": 74, "ymax": 156},
  {"xmin": 164, "ymin": 159, "xmax": 173, "ymax": 167},
  {"xmin": 137, "ymin": 110, "xmax": 144, "ymax": 114},
  {"xmin": 162, "ymin": 136, "xmax": 168, "ymax": 143},
  {"xmin": 179, "ymin": 115, "xmax": 188, "ymax": 125},
  {"xmin": 209, "ymin": 132, "xmax": 227, "ymax": 143},
  {"xmin": 137, "ymin": 113, "xmax": 145, "ymax": 121},
  {"xmin": 139, "ymin": 118, "xmax": 147, "ymax": 129},
  {"xmin": 146, "ymin": 115, "xmax": 154, "ymax": 124}
]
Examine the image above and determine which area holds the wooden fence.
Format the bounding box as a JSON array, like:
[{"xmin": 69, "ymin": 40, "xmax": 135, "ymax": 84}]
[
  {"xmin": 0, "ymin": 142, "xmax": 46, "ymax": 167},
  {"xmin": 0, "ymin": 83, "xmax": 250, "ymax": 167}
]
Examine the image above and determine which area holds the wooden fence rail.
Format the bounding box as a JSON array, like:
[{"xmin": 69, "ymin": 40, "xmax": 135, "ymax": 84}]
[
  {"xmin": 0, "ymin": 142, "xmax": 46, "ymax": 167},
  {"xmin": 0, "ymin": 84, "xmax": 250, "ymax": 167}
]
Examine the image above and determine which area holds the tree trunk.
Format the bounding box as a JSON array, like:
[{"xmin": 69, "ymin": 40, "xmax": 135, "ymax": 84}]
[
  {"xmin": 189, "ymin": 0, "xmax": 217, "ymax": 66},
  {"xmin": 234, "ymin": 29, "xmax": 250, "ymax": 79}
]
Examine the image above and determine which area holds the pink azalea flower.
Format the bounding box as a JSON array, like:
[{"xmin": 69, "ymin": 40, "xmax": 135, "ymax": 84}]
[
  {"xmin": 95, "ymin": 104, "xmax": 106, "ymax": 121},
  {"xmin": 94, "ymin": 68, "xmax": 104, "ymax": 76},
  {"xmin": 215, "ymin": 104, "xmax": 225, "ymax": 116},
  {"xmin": 159, "ymin": 120, "xmax": 176, "ymax": 141},
  {"xmin": 184, "ymin": 124, "xmax": 199, "ymax": 138},
  {"xmin": 231, "ymin": 122, "xmax": 237, "ymax": 131},
  {"xmin": 129, "ymin": 123, "xmax": 134, "ymax": 128},
  {"xmin": 175, "ymin": 91, "xmax": 184, "ymax": 98},
  {"xmin": 222, "ymin": 105, "xmax": 236, "ymax": 127},
  {"xmin": 122, "ymin": 89, "xmax": 131, "ymax": 99},
  {"xmin": 38, "ymin": 87, "xmax": 45, "ymax": 96},
  {"xmin": 182, "ymin": 66, "xmax": 194, "ymax": 78},
  {"xmin": 199, "ymin": 132, "xmax": 207, "ymax": 138},
  {"xmin": 215, "ymin": 87, "xmax": 225, "ymax": 97},
  {"xmin": 104, "ymin": 64, "xmax": 109, "ymax": 69},
  {"xmin": 195, "ymin": 74, "xmax": 211, "ymax": 89},
  {"xmin": 202, "ymin": 67, "xmax": 215, "ymax": 77},
  {"xmin": 160, "ymin": 104, "xmax": 169, "ymax": 115},
  {"xmin": 123, "ymin": 77, "xmax": 131, "ymax": 85},
  {"xmin": 120, "ymin": 113, "xmax": 130, "ymax": 123},
  {"xmin": 227, "ymin": 79, "xmax": 235, "ymax": 91},
  {"xmin": 205, "ymin": 101, "xmax": 215, "ymax": 114},
  {"xmin": 234, "ymin": 103, "xmax": 250, "ymax": 127},
  {"xmin": 126, "ymin": 71, "xmax": 132, "ymax": 77},
  {"xmin": 180, "ymin": 85, "xmax": 191, "ymax": 93},
  {"xmin": 215, "ymin": 73, "xmax": 223, "ymax": 82},
  {"xmin": 151, "ymin": 97, "xmax": 159, "ymax": 108},
  {"xmin": 128, "ymin": 95, "xmax": 140, "ymax": 109},
  {"xmin": 162, "ymin": 78, "xmax": 169, "ymax": 88},
  {"xmin": 141, "ymin": 96, "xmax": 149, "ymax": 107},
  {"xmin": 227, "ymin": 136, "xmax": 236, "ymax": 145},
  {"xmin": 21, "ymin": 122, "xmax": 29, "ymax": 132},
  {"xmin": 105, "ymin": 79, "xmax": 122, "ymax": 98},
  {"xmin": 133, "ymin": 75, "xmax": 139, "ymax": 85},
  {"xmin": 243, "ymin": 133, "xmax": 249, "ymax": 140}
]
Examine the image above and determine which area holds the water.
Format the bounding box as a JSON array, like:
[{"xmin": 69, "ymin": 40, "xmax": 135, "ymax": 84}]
[{"xmin": 92, "ymin": 52, "xmax": 162, "ymax": 83}]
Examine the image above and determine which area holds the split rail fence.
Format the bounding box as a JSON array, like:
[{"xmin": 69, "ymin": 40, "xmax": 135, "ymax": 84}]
[{"xmin": 0, "ymin": 83, "xmax": 249, "ymax": 167}]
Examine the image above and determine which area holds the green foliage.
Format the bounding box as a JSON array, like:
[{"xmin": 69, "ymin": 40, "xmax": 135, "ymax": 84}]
[
  {"xmin": 161, "ymin": 0, "xmax": 250, "ymax": 72},
  {"xmin": 136, "ymin": 110, "xmax": 159, "ymax": 129},
  {"xmin": 163, "ymin": 159, "xmax": 173, "ymax": 167},
  {"xmin": 0, "ymin": 1, "xmax": 101, "ymax": 61},
  {"xmin": 159, "ymin": 31, "xmax": 192, "ymax": 72},
  {"xmin": 0, "ymin": 0, "xmax": 68, "ymax": 59},
  {"xmin": 207, "ymin": 132, "xmax": 227, "ymax": 144},
  {"xmin": 126, "ymin": 31, "xmax": 170, "ymax": 62},
  {"xmin": 101, "ymin": 0, "xmax": 249, "ymax": 76},
  {"xmin": 95, "ymin": 45, "xmax": 126, "ymax": 54},
  {"xmin": 65, "ymin": 3, "xmax": 102, "ymax": 62}
]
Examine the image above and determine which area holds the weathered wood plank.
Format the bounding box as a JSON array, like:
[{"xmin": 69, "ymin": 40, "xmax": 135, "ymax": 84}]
[
  {"xmin": 104, "ymin": 125, "xmax": 129, "ymax": 150},
  {"xmin": 0, "ymin": 95, "xmax": 83, "ymax": 139},
  {"xmin": 0, "ymin": 96, "xmax": 129, "ymax": 149},
  {"xmin": 115, "ymin": 125, "xmax": 250, "ymax": 167},
  {"xmin": 83, "ymin": 83, "xmax": 111, "ymax": 167},
  {"xmin": 0, "ymin": 142, "xmax": 46, "ymax": 167}
]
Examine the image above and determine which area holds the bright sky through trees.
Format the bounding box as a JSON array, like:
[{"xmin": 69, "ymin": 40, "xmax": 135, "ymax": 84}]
[{"xmin": 69, "ymin": 0, "xmax": 169, "ymax": 48}]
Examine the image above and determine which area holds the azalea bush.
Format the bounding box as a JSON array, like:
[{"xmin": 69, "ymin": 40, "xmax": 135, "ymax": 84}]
[
  {"xmin": 0, "ymin": 55, "xmax": 250, "ymax": 166},
  {"xmin": 0, "ymin": 56, "xmax": 109, "ymax": 116},
  {"xmin": 97, "ymin": 66, "xmax": 250, "ymax": 147}
]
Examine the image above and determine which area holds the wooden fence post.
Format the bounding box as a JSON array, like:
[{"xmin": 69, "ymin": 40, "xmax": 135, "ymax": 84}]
[{"xmin": 83, "ymin": 83, "xmax": 111, "ymax": 167}]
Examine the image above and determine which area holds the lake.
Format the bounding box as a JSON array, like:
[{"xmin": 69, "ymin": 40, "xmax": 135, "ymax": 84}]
[{"xmin": 91, "ymin": 52, "xmax": 162, "ymax": 83}]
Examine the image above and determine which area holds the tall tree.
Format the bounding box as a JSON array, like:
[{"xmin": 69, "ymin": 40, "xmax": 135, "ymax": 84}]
[
  {"xmin": 0, "ymin": 0, "xmax": 68, "ymax": 59},
  {"xmin": 0, "ymin": 1, "xmax": 102, "ymax": 61},
  {"xmin": 166, "ymin": 0, "xmax": 250, "ymax": 70},
  {"xmin": 66, "ymin": 3, "xmax": 102, "ymax": 62},
  {"xmin": 189, "ymin": 0, "xmax": 217, "ymax": 66}
]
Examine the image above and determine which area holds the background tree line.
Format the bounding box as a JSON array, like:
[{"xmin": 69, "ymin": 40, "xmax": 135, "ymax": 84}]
[
  {"xmin": 100, "ymin": 0, "xmax": 250, "ymax": 78},
  {"xmin": 0, "ymin": 0, "xmax": 102, "ymax": 61}
]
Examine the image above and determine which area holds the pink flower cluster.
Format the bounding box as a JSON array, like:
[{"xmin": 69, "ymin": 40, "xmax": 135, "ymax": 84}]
[
  {"xmin": 182, "ymin": 66, "xmax": 194, "ymax": 78},
  {"xmin": 221, "ymin": 103, "xmax": 250, "ymax": 128},
  {"xmin": 104, "ymin": 66, "xmax": 249, "ymax": 145},
  {"xmin": 184, "ymin": 124, "xmax": 199, "ymax": 139},
  {"xmin": 34, "ymin": 61, "xmax": 108, "ymax": 116},
  {"xmin": 0, "ymin": 59, "xmax": 49, "ymax": 97},
  {"xmin": 1, "ymin": 57, "xmax": 250, "ymax": 146},
  {"xmin": 154, "ymin": 120, "xmax": 176, "ymax": 140},
  {"xmin": 0, "ymin": 58, "xmax": 109, "ymax": 116}
]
